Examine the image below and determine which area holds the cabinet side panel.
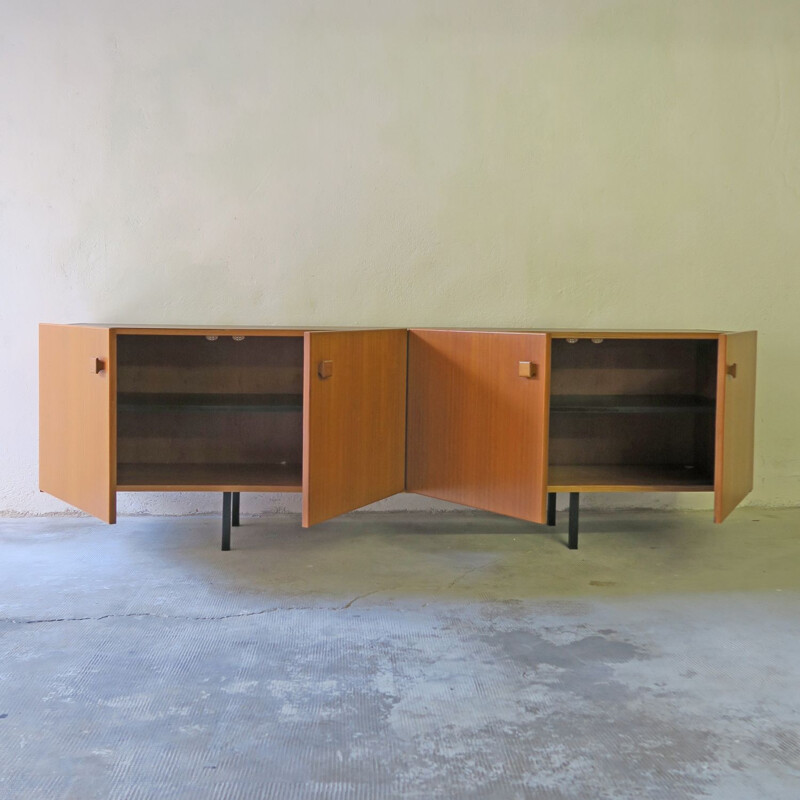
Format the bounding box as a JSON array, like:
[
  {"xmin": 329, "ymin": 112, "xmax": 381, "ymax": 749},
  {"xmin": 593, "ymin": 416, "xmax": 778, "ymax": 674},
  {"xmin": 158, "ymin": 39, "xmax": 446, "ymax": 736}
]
[
  {"xmin": 714, "ymin": 331, "xmax": 757, "ymax": 522},
  {"xmin": 302, "ymin": 329, "xmax": 407, "ymax": 527},
  {"xmin": 39, "ymin": 324, "xmax": 116, "ymax": 522},
  {"xmin": 406, "ymin": 329, "xmax": 550, "ymax": 524}
]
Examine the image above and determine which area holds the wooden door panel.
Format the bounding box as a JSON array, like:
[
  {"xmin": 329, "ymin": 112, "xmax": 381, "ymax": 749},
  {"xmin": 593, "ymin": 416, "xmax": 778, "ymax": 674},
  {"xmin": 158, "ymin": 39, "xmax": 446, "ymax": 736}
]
[
  {"xmin": 406, "ymin": 329, "xmax": 550, "ymax": 524},
  {"xmin": 302, "ymin": 329, "xmax": 407, "ymax": 527},
  {"xmin": 715, "ymin": 331, "xmax": 757, "ymax": 522},
  {"xmin": 39, "ymin": 324, "xmax": 116, "ymax": 522}
]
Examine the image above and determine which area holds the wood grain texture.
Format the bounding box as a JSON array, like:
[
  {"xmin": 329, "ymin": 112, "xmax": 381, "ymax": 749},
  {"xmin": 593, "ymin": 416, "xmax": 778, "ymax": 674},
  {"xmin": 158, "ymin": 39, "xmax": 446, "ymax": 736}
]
[
  {"xmin": 550, "ymin": 338, "xmax": 718, "ymax": 396},
  {"xmin": 116, "ymin": 334, "xmax": 304, "ymax": 472},
  {"xmin": 548, "ymin": 465, "xmax": 713, "ymax": 492},
  {"xmin": 91, "ymin": 326, "xmax": 309, "ymax": 335},
  {"xmin": 548, "ymin": 413, "xmax": 705, "ymax": 468},
  {"xmin": 117, "ymin": 407, "xmax": 303, "ymax": 466},
  {"xmin": 302, "ymin": 329, "xmax": 407, "ymax": 527},
  {"xmin": 406, "ymin": 329, "xmax": 550, "ymax": 524},
  {"xmin": 81, "ymin": 325, "xmax": 400, "ymax": 335},
  {"xmin": 39, "ymin": 324, "xmax": 116, "ymax": 522},
  {"xmin": 117, "ymin": 463, "xmax": 301, "ymax": 492},
  {"xmin": 117, "ymin": 334, "xmax": 304, "ymax": 394},
  {"xmin": 715, "ymin": 331, "xmax": 757, "ymax": 522},
  {"xmin": 412, "ymin": 328, "xmax": 723, "ymax": 339}
]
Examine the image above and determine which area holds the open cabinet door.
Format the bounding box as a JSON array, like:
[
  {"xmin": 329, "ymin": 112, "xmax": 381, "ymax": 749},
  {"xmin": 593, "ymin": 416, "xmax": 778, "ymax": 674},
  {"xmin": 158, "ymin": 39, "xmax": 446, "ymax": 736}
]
[
  {"xmin": 715, "ymin": 331, "xmax": 757, "ymax": 522},
  {"xmin": 407, "ymin": 329, "xmax": 550, "ymax": 524},
  {"xmin": 302, "ymin": 329, "xmax": 407, "ymax": 527},
  {"xmin": 39, "ymin": 324, "xmax": 116, "ymax": 522}
]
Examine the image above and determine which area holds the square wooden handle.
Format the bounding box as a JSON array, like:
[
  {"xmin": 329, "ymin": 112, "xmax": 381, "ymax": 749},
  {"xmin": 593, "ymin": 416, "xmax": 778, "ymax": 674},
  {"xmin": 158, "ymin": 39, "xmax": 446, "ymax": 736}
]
[
  {"xmin": 91, "ymin": 357, "xmax": 106, "ymax": 374},
  {"xmin": 318, "ymin": 360, "xmax": 333, "ymax": 379},
  {"xmin": 518, "ymin": 361, "xmax": 537, "ymax": 378}
]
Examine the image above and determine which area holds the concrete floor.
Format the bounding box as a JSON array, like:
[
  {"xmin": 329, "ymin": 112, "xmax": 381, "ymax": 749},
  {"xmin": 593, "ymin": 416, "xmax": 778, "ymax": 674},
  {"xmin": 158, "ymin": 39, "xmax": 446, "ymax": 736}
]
[{"xmin": 1, "ymin": 508, "xmax": 799, "ymax": 800}]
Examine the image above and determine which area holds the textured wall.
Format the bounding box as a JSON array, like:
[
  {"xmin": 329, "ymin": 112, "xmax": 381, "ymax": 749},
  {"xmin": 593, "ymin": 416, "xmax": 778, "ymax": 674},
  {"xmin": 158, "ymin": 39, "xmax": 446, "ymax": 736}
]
[{"xmin": 1, "ymin": 0, "xmax": 798, "ymax": 515}]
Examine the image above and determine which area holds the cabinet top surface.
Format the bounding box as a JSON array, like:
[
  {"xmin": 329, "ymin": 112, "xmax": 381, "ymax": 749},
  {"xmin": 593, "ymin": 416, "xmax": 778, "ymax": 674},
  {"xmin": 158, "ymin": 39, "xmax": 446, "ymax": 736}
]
[
  {"xmin": 410, "ymin": 328, "xmax": 742, "ymax": 338},
  {"xmin": 50, "ymin": 324, "xmax": 395, "ymax": 336},
  {"xmin": 46, "ymin": 324, "xmax": 751, "ymax": 339},
  {"xmin": 42, "ymin": 322, "xmax": 748, "ymax": 337}
]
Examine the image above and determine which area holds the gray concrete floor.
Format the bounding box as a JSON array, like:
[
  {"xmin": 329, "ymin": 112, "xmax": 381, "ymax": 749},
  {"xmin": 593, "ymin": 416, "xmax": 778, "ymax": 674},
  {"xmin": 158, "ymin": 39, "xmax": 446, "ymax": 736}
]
[{"xmin": 1, "ymin": 507, "xmax": 799, "ymax": 799}]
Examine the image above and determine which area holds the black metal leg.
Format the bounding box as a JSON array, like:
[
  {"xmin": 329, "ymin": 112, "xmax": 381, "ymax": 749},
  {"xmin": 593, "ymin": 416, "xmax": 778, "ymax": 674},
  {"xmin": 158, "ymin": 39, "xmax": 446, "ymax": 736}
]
[
  {"xmin": 222, "ymin": 492, "xmax": 232, "ymax": 551},
  {"xmin": 568, "ymin": 492, "xmax": 579, "ymax": 550},
  {"xmin": 232, "ymin": 492, "xmax": 240, "ymax": 527},
  {"xmin": 547, "ymin": 492, "xmax": 557, "ymax": 526}
]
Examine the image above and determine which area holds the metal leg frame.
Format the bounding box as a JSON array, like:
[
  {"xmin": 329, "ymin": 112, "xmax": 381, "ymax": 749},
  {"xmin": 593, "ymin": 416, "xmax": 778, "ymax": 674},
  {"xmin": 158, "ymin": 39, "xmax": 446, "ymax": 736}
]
[
  {"xmin": 224, "ymin": 486, "xmax": 569, "ymax": 551},
  {"xmin": 547, "ymin": 492, "xmax": 557, "ymax": 526},
  {"xmin": 568, "ymin": 492, "xmax": 579, "ymax": 550},
  {"xmin": 221, "ymin": 492, "xmax": 232, "ymax": 551}
]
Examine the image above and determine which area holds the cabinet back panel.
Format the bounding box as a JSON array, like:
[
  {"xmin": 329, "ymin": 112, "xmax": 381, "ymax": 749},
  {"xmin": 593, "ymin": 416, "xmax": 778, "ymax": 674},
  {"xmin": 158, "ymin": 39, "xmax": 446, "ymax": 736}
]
[
  {"xmin": 549, "ymin": 414, "xmax": 699, "ymax": 466},
  {"xmin": 117, "ymin": 335, "xmax": 303, "ymax": 394},
  {"xmin": 117, "ymin": 412, "xmax": 302, "ymax": 465},
  {"xmin": 549, "ymin": 339, "xmax": 717, "ymax": 477},
  {"xmin": 117, "ymin": 335, "xmax": 303, "ymax": 469},
  {"xmin": 551, "ymin": 339, "xmax": 717, "ymax": 397}
]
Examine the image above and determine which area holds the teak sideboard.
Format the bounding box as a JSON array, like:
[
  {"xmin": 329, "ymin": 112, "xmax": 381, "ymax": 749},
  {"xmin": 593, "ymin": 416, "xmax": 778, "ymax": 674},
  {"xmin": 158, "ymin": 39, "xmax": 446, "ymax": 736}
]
[{"xmin": 39, "ymin": 325, "xmax": 757, "ymax": 549}]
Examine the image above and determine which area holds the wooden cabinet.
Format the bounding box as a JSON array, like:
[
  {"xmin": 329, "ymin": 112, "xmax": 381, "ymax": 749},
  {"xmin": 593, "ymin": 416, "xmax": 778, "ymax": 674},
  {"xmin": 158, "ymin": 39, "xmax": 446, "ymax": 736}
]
[
  {"xmin": 302, "ymin": 330, "xmax": 407, "ymax": 527},
  {"xmin": 40, "ymin": 325, "xmax": 756, "ymax": 543},
  {"xmin": 407, "ymin": 329, "xmax": 757, "ymax": 533},
  {"xmin": 406, "ymin": 329, "xmax": 551, "ymax": 524},
  {"xmin": 715, "ymin": 331, "xmax": 758, "ymax": 522},
  {"xmin": 40, "ymin": 325, "xmax": 407, "ymax": 529},
  {"xmin": 40, "ymin": 324, "xmax": 116, "ymax": 523}
]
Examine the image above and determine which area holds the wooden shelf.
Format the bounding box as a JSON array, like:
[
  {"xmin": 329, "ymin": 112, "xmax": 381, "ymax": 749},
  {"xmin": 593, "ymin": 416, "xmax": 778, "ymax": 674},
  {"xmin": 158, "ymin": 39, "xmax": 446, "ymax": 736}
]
[
  {"xmin": 116, "ymin": 463, "xmax": 302, "ymax": 492},
  {"xmin": 117, "ymin": 392, "xmax": 303, "ymax": 413},
  {"xmin": 547, "ymin": 464, "xmax": 714, "ymax": 492},
  {"xmin": 550, "ymin": 395, "xmax": 715, "ymax": 414}
]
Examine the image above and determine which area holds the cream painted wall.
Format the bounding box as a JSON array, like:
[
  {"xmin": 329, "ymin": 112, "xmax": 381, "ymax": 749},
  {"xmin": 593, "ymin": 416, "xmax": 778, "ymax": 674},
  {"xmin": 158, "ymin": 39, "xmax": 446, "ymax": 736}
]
[{"xmin": 1, "ymin": 0, "xmax": 798, "ymax": 516}]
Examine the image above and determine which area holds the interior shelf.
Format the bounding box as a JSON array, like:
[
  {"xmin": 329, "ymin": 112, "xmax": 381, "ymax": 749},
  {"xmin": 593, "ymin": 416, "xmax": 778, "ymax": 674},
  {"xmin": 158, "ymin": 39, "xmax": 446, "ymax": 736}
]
[
  {"xmin": 117, "ymin": 463, "xmax": 303, "ymax": 491},
  {"xmin": 118, "ymin": 392, "xmax": 303, "ymax": 413},
  {"xmin": 547, "ymin": 464, "xmax": 714, "ymax": 492},
  {"xmin": 550, "ymin": 394, "xmax": 715, "ymax": 414}
]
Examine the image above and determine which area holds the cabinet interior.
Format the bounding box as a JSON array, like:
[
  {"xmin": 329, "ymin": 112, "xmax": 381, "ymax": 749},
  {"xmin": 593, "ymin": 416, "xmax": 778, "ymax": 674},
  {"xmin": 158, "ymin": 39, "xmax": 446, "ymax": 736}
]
[
  {"xmin": 548, "ymin": 338, "xmax": 718, "ymax": 491},
  {"xmin": 116, "ymin": 335, "xmax": 304, "ymax": 490}
]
